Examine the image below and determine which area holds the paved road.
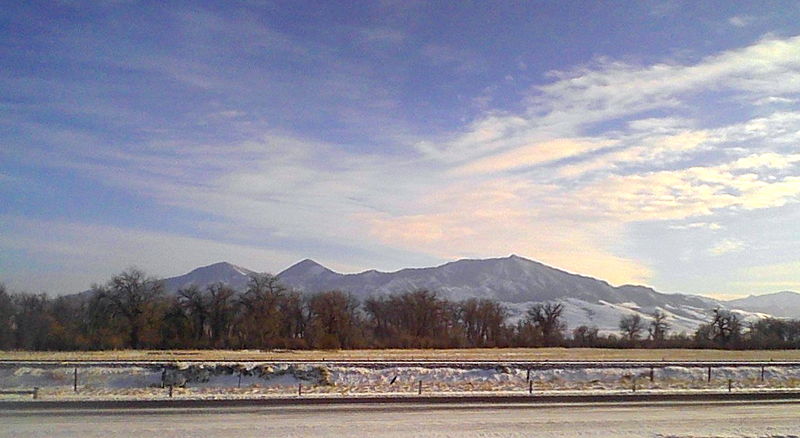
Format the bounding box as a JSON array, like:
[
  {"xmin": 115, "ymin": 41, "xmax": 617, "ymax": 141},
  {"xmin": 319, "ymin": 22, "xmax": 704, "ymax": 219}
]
[{"xmin": 3, "ymin": 400, "xmax": 799, "ymax": 437}]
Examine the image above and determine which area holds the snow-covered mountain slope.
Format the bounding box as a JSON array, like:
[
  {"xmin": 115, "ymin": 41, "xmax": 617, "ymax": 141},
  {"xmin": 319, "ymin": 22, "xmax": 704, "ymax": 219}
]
[
  {"xmin": 726, "ymin": 291, "xmax": 800, "ymax": 319},
  {"xmin": 163, "ymin": 262, "xmax": 254, "ymax": 293},
  {"xmin": 154, "ymin": 256, "xmax": 780, "ymax": 335},
  {"xmin": 276, "ymin": 255, "xmax": 746, "ymax": 334}
]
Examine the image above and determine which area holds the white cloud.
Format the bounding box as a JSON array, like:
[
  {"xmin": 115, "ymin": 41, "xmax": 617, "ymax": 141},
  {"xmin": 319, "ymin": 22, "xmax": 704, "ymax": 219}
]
[
  {"xmin": 419, "ymin": 35, "xmax": 800, "ymax": 176},
  {"xmin": 668, "ymin": 222, "xmax": 723, "ymax": 231},
  {"xmin": 754, "ymin": 96, "xmax": 797, "ymax": 105},
  {"xmin": 728, "ymin": 15, "xmax": 755, "ymax": 27},
  {"xmin": 726, "ymin": 152, "xmax": 800, "ymax": 170},
  {"xmin": 452, "ymin": 138, "xmax": 615, "ymax": 175},
  {"xmin": 8, "ymin": 34, "xmax": 800, "ymax": 294},
  {"xmin": 359, "ymin": 179, "xmax": 652, "ymax": 286},
  {"xmin": 560, "ymin": 165, "xmax": 800, "ymax": 222},
  {"xmin": 709, "ymin": 238, "xmax": 745, "ymax": 256}
]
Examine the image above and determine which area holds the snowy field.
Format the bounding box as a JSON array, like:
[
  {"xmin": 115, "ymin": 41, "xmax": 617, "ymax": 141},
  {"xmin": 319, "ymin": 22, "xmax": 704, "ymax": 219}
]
[{"xmin": 3, "ymin": 362, "xmax": 800, "ymax": 400}]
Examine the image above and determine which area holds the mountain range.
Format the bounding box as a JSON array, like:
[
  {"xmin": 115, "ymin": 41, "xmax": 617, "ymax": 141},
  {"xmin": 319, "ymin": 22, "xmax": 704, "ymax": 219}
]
[{"xmin": 157, "ymin": 255, "xmax": 797, "ymax": 335}]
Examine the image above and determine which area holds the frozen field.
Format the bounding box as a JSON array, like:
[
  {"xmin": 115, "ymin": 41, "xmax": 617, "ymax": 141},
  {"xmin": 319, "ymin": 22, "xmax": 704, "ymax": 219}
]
[{"xmin": 3, "ymin": 362, "xmax": 800, "ymax": 400}]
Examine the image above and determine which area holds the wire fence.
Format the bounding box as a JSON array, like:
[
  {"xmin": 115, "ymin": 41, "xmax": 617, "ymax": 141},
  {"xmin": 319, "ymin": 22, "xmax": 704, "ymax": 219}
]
[{"xmin": 3, "ymin": 361, "xmax": 800, "ymax": 399}]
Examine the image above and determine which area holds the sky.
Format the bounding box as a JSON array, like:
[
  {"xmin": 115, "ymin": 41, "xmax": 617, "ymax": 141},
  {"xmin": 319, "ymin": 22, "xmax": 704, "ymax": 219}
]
[{"xmin": 1, "ymin": 1, "xmax": 800, "ymax": 298}]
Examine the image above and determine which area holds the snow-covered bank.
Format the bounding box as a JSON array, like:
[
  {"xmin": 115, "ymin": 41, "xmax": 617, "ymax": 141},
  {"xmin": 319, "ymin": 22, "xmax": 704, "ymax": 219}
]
[{"xmin": 3, "ymin": 363, "xmax": 800, "ymax": 400}]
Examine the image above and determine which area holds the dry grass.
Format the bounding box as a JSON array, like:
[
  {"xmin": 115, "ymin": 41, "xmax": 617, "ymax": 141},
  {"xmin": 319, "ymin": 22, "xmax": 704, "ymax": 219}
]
[{"xmin": 3, "ymin": 348, "xmax": 800, "ymax": 362}]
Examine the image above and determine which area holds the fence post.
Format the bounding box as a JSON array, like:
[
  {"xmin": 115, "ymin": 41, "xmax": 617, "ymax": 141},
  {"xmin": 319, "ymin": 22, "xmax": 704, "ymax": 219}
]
[
  {"xmin": 33, "ymin": 387, "xmax": 39, "ymax": 400},
  {"xmin": 761, "ymin": 366, "xmax": 765, "ymax": 382},
  {"xmin": 528, "ymin": 380, "xmax": 533, "ymax": 395},
  {"xmin": 73, "ymin": 367, "xmax": 78, "ymax": 393},
  {"xmin": 168, "ymin": 385, "xmax": 173, "ymax": 398},
  {"xmin": 238, "ymin": 372, "xmax": 242, "ymax": 388},
  {"xmin": 526, "ymin": 368, "xmax": 530, "ymax": 382},
  {"xmin": 649, "ymin": 366, "xmax": 654, "ymax": 382},
  {"xmin": 161, "ymin": 368, "xmax": 166, "ymax": 388},
  {"xmin": 418, "ymin": 380, "xmax": 422, "ymax": 395},
  {"xmin": 298, "ymin": 383, "xmax": 302, "ymax": 396},
  {"xmin": 728, "ymin": 379, "xmax": 732, "ymax": 392},
  {"xmin": 707, "ymin": 367, "xmax": 711, "ymax": 383}
]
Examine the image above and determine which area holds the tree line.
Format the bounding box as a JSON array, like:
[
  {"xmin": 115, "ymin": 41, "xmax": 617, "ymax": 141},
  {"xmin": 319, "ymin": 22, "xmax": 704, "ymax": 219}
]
[{"xmin": 1, "ymin": 269, "xmax": 799, "ymax": 351}]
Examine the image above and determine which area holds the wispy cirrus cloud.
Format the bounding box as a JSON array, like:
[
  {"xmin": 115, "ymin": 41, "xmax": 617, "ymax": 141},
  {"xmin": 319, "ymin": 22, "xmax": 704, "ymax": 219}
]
[
  {"xmin": 3, "ymin": 1, "xmax": 800, "ymax": 297},
  {"xmin": 364, "ymin": 35, "xmax": 800, "ymax": 287},
  {"xmin": 452, "ymin": 138, "xmax": 615, "ymax": 176},
  {"xmin": 416, "ymin": 36, "xmax": 800, "ymax": 170}
]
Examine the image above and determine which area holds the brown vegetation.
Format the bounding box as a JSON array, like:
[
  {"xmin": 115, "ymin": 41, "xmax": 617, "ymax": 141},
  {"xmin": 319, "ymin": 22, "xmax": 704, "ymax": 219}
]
[{"xmin": 5, "ymin": 348, "xmax": 800, "ymax": 362}]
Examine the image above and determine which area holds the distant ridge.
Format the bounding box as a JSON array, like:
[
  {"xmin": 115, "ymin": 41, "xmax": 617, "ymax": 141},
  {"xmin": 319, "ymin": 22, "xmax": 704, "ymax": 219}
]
[
  {"xmin": 727, "ymin": 291, "xmax": 800, "ymax": 319},
  {"xmin": 163, "ymin": 261, "xmax": 254, "ymax": 293},
  {"xmin": 145, "ymin": 255, "xmax": 797, "ymax": 335},
  {"xmin": 275, "ymin": 254, "xmax": 722, "ymax": 333}
]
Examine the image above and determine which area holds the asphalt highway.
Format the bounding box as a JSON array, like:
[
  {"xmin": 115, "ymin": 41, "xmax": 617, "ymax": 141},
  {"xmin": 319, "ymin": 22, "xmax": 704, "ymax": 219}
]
[{"xmin": 3, "ymin": 400, "xmax": 799, "ymax": 437}]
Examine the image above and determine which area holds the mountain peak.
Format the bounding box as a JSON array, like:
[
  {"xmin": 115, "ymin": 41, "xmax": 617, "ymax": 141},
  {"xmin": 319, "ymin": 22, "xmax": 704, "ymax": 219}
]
[
  {"xmin": 163, "ymin": 261, "xmax": 254, "ymax": 293},
  {"xmin": 278, "ymin": 258, "xmax": 335, "ymax": 278},
  {"xmin": 190, "ymin": 261, "xmax": 252, "ymax": 276},
  {"xmin": 296, "ymin": 258, "xmax": 324, "ymax": 267}
]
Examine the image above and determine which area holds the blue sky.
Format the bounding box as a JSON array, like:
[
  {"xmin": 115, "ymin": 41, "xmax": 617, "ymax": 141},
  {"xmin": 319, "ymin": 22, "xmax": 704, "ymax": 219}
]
[{"xmin": 2, "ymin": 1, "xmax": 800, "ymax": 297}]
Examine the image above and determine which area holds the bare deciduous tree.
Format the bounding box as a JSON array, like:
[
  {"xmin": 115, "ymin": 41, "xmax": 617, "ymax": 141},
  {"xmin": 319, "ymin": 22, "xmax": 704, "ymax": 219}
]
[
  {"xmin": 307, "ymin": 290, "xmax": 362, "ymax": 349},
  {"xmin": 619, "ymin": 314, "xmax": 644, "ymax": 343},
  {"xmin": 572, "ymin": 325, "xmax": 599, "ymax": 347},
  {"xmin": 93, "ymin": 268, "xmax": 164, "ymax": 348},
  {"xmin": 206, "ymin": 283, "xmax": 236, "ymax": 345},
  {"xmin": 237, "ymin": 273, "xmax": 288, "ymax": 348},
  {"xmin": 526, "ymin": 302, "xmax": 565, "ymax": 346},
  {"xmin": 648, "ymin": 310, "xmax": 670, "ymax": 344},
  {"xmin": 177, "ymin": 285, "xmax": 208, "ymax": 343},
  {"xmin": 0, "ymin": 284, "xmax": 14, "ymax": 349},
  {"xmin": 695, "ymin": 308, "xmax": 743, "ymax": 347},
  {"xmin": 460, "ymin": 298, "xmax": 508, "ymax": 347}
]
